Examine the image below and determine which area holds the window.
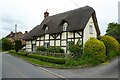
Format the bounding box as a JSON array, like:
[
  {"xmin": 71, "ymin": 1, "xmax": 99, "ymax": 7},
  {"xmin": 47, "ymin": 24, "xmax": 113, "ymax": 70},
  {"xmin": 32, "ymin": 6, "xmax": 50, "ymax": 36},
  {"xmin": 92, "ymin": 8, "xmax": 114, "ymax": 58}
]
[
  {"xmin": 63, "ymin": 22, "xmax": 68, "ymax": 31},
  {"xmin": 45, "ymin": 27, "xmax": 48, "ymax": 33},
  {"xmin": 44, "ymin": 41, "xmax": 49, "ymax": 48},
  {"xmin": 89, "ymin": 25, "xmax": 93, "ymax": 34}
]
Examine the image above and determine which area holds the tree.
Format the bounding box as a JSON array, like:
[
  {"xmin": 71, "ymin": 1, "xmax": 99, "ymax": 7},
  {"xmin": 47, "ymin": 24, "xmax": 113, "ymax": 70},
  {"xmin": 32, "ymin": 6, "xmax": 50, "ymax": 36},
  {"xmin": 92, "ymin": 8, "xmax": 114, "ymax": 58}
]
[
  {"xmin": 15, "ymin": 40, "xmax": 22, "ymax": 52},
  {"xmin": 106, "ymin": 23, "xmax": 120, "ymax": 43},
  {"xmin": 1, "ymin": 38, "xmax": 13, "ymax": 51}
]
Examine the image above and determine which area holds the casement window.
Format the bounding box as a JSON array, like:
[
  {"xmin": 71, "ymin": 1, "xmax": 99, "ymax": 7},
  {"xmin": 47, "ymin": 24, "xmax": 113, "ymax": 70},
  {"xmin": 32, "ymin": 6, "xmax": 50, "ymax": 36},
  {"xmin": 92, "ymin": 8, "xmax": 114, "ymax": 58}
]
[
  {"xmin": 44, "ymin": 41, "xmax": 49, "ymax": 48},
  {"xmin": 89, "ymin": 25, "xmax": 93, "ymax": 34},
  {"xmin": 45, "ymin": 27, "xmax": 48, "ymax": 33},
  {"xmin": 63, "ymin": 22, "xmax": 68, "ymax": 31}
]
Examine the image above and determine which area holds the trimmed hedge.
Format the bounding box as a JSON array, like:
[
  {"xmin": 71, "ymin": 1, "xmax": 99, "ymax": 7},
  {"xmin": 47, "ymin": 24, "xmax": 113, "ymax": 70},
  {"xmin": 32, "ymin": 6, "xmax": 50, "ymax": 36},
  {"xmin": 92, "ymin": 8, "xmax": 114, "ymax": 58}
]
[
  {"xmin": 8, "ymin": 50, "xmax": 16, "ymax": 54},
  {"xmin": 99, "ymin": 35, "xmax": 119, "ymax": 58},
  {"xmin": 83, "ymin": 38, "xmax": 106, "ymax": 63},
  {"xmin": 17, "ymin": 52, "xmax": 29, "ymax": 56},
  {"xmin": 27, "ymin": 54, "xmax": 65, "ymax": 64}
]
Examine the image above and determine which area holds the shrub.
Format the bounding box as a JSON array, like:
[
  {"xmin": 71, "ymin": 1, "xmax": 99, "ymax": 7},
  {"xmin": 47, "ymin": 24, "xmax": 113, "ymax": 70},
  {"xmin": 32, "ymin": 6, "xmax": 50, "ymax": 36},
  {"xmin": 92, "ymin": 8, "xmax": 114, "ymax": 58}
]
[
  {"xmin": 28, "ymin": 54, "xmax": 65, "ymax": 64},
  {"xmin": 83, "ymin": 38, "xmax": 106, "ymax": 64},
  {"xmin": 68, "ymin": 41, "xmax": 82, "ymax": 59},
  {"xmin": 36, "ymin": 46, "xmax": 47, "ymax": 52},
  {"xmin": 47, "ymin": 46, "xmax": 64, "ymax": 53},
  {"xmin": 99, "ymin": 35, "xmax": 119, "ymax": 58},
  {"xmin": 65, "ymin": 59, "xmax": 79, "ymax": 66},
  {"xmin": 15, "ymin": 40, "xmax": 22, "ymax": 52},
  {"xmin": 8, "ymin": 50, "xmax": 16, "ymax": 54},
  {"xmin": 17, "ymin": 52, "xmax": 29, "ymax": 56},
  {"xmin": 118, "ymin": 44, "xmax": 120, "ymax": 55},
  {"xmin": 2, "ymin": 38, "xmax": 14, "ymax": 51}
]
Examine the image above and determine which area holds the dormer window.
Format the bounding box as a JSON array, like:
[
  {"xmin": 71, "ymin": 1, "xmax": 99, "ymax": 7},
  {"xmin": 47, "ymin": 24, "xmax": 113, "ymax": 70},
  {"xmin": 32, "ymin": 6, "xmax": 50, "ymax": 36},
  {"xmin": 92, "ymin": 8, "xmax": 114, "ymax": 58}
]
[
  {"xmin": 45, "ymin": 27, "xmax": 48, "ymax": 33},
  {"xmin": 89, "ymin": 25, "xmax": 93, "ymax": 34},
  {"xmin": 63, "ymin": 22, "xmax": 68, "ymax": 31}
]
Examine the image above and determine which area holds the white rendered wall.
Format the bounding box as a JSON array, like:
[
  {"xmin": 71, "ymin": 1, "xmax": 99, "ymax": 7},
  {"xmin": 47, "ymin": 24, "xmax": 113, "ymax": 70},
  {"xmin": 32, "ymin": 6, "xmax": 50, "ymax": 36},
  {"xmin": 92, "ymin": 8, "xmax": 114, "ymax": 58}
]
[{"xmin": 83, "ymin": 16, "xmax": 97, "ymax": 45}]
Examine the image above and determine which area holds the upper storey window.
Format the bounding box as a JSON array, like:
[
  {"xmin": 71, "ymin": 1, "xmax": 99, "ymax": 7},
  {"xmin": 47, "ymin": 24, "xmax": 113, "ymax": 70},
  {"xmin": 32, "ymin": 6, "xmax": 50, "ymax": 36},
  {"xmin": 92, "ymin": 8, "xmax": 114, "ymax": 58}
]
[
  {"xmin": 63, "ymin": 22, "xmax": 68, "ymax": 31},
  {"xmin": 45, "ymin": 26, "xmax": 48, "ymax": 33},
  {"xmin": 89, "ymin": 25, "xmax": 93, "ymax": 34}
]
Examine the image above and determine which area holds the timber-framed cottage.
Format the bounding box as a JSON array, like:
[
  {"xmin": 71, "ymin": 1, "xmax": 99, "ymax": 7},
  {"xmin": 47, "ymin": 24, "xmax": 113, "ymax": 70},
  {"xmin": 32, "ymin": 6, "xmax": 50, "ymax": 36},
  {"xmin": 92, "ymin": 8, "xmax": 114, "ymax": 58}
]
[{"xmin": 22, "ymin": 6, "xmax": 100, "ymax": 53}]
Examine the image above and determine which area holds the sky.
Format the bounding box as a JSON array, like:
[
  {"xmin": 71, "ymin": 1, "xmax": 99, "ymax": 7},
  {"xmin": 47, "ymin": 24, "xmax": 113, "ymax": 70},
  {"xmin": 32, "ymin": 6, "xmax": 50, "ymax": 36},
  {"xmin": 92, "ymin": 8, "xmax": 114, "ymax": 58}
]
[{"xmin": 0, "ymin": 0, "xmax": 119, "ymax": 39}]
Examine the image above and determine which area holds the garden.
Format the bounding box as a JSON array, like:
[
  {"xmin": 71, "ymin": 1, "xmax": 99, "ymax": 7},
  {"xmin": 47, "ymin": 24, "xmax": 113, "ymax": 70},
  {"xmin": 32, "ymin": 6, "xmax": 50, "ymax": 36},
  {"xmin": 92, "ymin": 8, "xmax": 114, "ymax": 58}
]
[{"xmin": 7, "ymin": 35, "xmax": 120, "ymax": 68}]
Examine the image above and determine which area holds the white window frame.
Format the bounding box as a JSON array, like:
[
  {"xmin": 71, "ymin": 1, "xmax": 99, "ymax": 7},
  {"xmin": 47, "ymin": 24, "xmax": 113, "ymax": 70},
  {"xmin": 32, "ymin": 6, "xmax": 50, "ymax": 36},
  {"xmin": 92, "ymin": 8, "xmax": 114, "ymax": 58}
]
[
  {"xmin": 44, "ymin": 41, "xmax": 49, "ymax": 48},
  {"xmin": 45, "ymin": 27, "xmax": 48, "ymax": 33},
  {"xmin": 63, "ymin": 22, "xmax": 68, "ymax": 31},
  {"xmin": 89, "ymin": 25, "xmax": 93, "ymax": 34}
]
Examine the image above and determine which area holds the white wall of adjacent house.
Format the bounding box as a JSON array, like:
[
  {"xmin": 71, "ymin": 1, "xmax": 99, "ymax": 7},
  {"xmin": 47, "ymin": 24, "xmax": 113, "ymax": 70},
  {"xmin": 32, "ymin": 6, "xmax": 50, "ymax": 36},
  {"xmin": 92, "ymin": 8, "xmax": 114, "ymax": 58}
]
[
  {"xmin": 83, "ymin": 16, "xmax": 97, "ymax": 45},
  {"xmin": 26, "ymin": 41, "xmax": 32, "ymax": 52}
]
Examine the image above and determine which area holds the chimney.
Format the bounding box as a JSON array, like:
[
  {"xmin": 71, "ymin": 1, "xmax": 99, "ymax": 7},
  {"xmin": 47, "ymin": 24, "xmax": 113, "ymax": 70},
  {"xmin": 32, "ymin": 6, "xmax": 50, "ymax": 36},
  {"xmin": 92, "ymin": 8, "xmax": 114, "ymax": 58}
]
[
  {"xmin": 44, "ymin": 9, "xmax": 49, "ymax": 18},
  {"xmin": 25, "ymin": 31, "xmax": 28, "ymax": 34},
  {"xmin": 11, "ymin": 31, "xmax": 13, "ymax": 34}
]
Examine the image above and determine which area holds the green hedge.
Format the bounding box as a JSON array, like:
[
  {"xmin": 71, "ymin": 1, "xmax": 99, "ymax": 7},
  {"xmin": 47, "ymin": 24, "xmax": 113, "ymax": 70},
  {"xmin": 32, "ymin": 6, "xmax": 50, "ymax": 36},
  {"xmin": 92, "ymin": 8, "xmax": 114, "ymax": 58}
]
[
  {"xmin": 83, "ymin": 38, "xmax": 106, "ymax": 64},
  {"xmin": 8, "ymin": 50, "xmax": 16, "ymax": 54},
  {"xmin": 99, "ymin": 35, "xmax": 119, "ymax": 58},
  {"xmin": 17, "ymin": 52, "xmax": 29, "ymax": 56},
  {"xmin": 27, "ymin": 54, "xmax": 65, "ymax": 64}
]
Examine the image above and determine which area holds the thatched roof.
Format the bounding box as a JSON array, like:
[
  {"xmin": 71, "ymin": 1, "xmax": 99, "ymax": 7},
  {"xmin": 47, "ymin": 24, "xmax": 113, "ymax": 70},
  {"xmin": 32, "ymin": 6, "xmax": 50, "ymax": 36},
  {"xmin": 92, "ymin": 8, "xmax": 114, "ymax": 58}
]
[{"xmin": 22, "ymin": 6, "xmax": 100, "ymax": 40}]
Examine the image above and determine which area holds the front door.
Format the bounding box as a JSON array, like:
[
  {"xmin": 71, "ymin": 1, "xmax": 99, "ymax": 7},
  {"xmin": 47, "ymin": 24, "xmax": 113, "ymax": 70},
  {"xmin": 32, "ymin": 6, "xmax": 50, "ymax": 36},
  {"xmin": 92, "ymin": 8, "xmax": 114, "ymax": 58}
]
[{"xmin": 32, "ymin": 44, "xmax": 36, "ymax": 52}]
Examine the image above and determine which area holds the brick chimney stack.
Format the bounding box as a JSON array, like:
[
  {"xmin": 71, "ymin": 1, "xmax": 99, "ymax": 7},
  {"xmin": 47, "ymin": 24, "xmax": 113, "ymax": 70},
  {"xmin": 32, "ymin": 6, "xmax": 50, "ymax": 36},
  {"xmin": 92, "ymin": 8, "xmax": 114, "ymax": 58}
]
[
  {"xmin": 24, "ymin": 31, "xmax": 28, "ymax": 34},
  {"xmin": 44, "ymin": 9, "xmax": 49, "ymax": 18}
]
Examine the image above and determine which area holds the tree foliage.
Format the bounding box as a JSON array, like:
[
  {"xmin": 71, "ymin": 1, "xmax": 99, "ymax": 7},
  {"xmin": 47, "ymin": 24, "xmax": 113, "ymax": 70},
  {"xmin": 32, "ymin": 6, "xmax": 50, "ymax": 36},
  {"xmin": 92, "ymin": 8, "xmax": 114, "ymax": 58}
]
[
  {"xmin": 106, "ymin": 23, "xmax": 120, "ymax": 43},
  {"xmin": 15, "ymin": 40, "xmax": 22, "ymax": 52},
  {"xmin": 1, "ymin": 38, "xmax": 13, "ymax": 51},
  {"xmin": 99, "ymin": 35, "xmax": 119, "ymax": 58}
]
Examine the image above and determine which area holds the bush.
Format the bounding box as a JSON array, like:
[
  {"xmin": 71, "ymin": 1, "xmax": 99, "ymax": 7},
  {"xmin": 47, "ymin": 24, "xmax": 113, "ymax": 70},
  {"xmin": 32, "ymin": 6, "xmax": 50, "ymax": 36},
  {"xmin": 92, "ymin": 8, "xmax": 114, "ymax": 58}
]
[
  {"xmin": 83, "ymin": 38, "xmax": 106, "ymax": 64},
  {"xmin": 8, "ymin": 50, "xmax": 16, "ymax": 54},
  {"xmin": 47, "ymin": 46, "xmax": 64, "ymax": 53},
  {"xmin": 15, "ymin": 40, "xmax": 22, "ymax": 52},
  {"xmin": 118, "ymin": 44, "xmax": 120, "ymax": 55},
  {"xmin": 99, "ymin": 35, "xmax": 119, "ymax": 58},
  {"xmin": 68, "ymin": 42, "xmax": 82, "ymax": 59},
  {"xmin": 65, "ymin": 59, "xmax": 79, "ymax": 66},
  {"xmin": 17, "ymin": 52, "xmax": 29, "ymax": 56},
  {"xmin": 2, "ymin": 38, "xmax": 14, "ymax": 51},
  {"xmin": 37, "ymin": 46, "xmax": 47, "ymax": 52},
  {"xmin": 27, "ymin": 54, "xmax": 65, "ymax": 64}
]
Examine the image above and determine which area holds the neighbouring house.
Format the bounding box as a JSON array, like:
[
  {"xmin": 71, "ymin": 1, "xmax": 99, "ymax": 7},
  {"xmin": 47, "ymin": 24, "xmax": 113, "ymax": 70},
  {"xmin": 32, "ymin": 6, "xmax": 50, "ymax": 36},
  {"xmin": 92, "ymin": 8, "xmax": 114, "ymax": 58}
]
[
  {"xmin": 6, "ymin": 31, "xmax": 28, "ymax": 45},
  {"xmin": 22, "ymin": 6, "xmax": 100, "ymax": 53}
]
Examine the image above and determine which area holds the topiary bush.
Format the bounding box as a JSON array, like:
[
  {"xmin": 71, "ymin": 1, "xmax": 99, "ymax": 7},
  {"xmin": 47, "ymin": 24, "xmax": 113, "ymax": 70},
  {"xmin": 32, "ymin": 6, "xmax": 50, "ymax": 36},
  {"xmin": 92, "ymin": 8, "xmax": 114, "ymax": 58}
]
[
  {"xmin": 99, "ymin": 35, "xmax": 119, "ymax": 58},
  {"xmin": 27, "ymin": 54, "xmax": 65, "ymax": 64},
  {"xmin": 47, "ymin": 46, "xmax": 64, "ymax": 53},
  {"xmin": 36, "ymin": 46, "xmax": 47, "ymax": 52},
  {"xmin": 83, "ymin": 38, "xmax": 106, "ymax": 64}
]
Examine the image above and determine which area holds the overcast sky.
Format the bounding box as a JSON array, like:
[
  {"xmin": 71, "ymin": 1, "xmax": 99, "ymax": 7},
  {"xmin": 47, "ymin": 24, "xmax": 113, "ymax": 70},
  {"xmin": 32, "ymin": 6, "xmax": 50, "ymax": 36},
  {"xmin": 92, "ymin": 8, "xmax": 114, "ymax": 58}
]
[{"xmin": 0, "ymin": 0, "xmax": 119, "ymax": 39}]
